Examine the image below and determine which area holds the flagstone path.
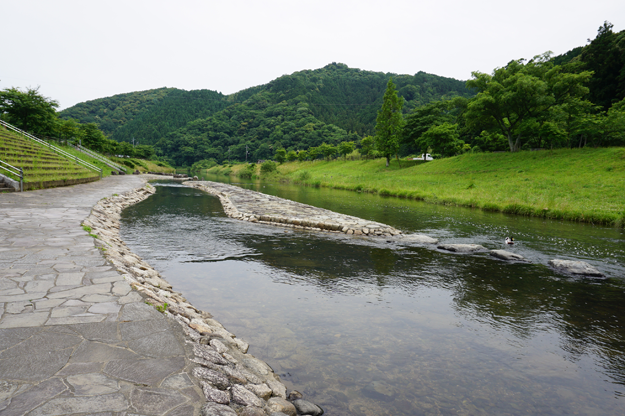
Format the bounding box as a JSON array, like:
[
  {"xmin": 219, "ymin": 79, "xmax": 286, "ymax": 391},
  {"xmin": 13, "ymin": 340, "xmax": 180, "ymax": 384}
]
[{"xmin": 0, "ymin": 176, "xmax": 204, "ymax": 416}]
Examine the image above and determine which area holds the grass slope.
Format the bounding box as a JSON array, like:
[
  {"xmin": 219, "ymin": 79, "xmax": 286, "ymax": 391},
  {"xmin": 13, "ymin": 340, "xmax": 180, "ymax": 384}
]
[{"xmin": 230, "ymin": 148, "xmax": 625, "ymax": 227}]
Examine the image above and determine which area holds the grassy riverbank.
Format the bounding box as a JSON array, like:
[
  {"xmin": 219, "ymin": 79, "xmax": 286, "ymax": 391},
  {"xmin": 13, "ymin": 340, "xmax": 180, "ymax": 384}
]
[{"xmin": 209, "ymin": 148, "xmax": 625, "ymax": 227}]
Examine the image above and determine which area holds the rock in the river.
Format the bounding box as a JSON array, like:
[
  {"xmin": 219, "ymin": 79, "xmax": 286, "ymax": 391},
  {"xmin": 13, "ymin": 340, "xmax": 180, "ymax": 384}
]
[
  {"xmin": 490, "ymin": 250, "xmax": 529, "ymax": 262},
  {"xmin": 437, "ymin": 244, "xmax": 486, "ymax": 253},
  {"xmin": 267, "ymin": 397, "xmax": 297, "ymax": 416},
  {"xmin": 202, "ymin": 402, "xmax": 237, "ymax": 416},
  {"xmin": 548, "ymin": 259, "xmax": 604, "ymax": 277},
  {"xmin": 287, "ymin": 391, "xmax": 303, "ymax": 401},
  {"xmin": 266, "ymin": 378, "xmax": 287, "ymax": 399},
  {"xmin": 396, "ymin": 234, "xmax": 438, "ymax": 245},
  {"xmin": 362, "ymin": 381, "xmax": 394, "ymax": 402},
  {"xmin": 292, "ymin": 399, "xmax": 324, "ymax": 416}
]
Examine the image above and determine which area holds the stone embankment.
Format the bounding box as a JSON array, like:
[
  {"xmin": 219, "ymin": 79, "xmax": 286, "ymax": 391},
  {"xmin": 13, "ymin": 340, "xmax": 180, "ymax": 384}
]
[
  {"xmin": 84, "ymin": 181, "xmax": 323, "ymax": 416},
  {"xmin": 186, "ymin": 181, "xmax": 402, "ymax": 237}
]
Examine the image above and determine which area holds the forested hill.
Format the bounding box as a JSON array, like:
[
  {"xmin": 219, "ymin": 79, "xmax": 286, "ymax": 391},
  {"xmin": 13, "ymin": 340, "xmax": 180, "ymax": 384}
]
[
  {"xmin": 60, "ymin": 87, "xmax": 178, "ymax": 136},
  {"xmin": 60, "ymin": 88, "xmax": 228, "ymax": 145},
  {"xmin": 252, "ymin": 63, "xmax": 470, "ymax": 135},
  {"xmin": 59, "ymin": 64, "xmax": 471, "ymax": 164}
]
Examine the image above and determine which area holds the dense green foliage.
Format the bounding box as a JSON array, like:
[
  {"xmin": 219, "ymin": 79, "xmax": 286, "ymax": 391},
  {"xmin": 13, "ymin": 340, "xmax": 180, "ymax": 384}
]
[
  {"xmin": 154, "ymin": 96, "xmax": 358, "ymax": 166},
  {"xmin": 59, "ymin": 87, "xmax": 177, "ymax": 136},
  {"xmin": 106, "ymin": 89, "xmax": 228, "ymax": 144},
  {"xmin": 0, "ymin": 87, "xmax": 59, "ymax": 136},
  {"xmin": 403, "ymin": 23, "xmax": 625, "ymax": 156}
]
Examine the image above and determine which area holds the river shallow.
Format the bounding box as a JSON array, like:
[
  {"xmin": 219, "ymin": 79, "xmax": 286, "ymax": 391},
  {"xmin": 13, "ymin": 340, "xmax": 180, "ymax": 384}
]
[{"xmin": 120, "ymin": 177, "xmax": 625, "ymax": 415}]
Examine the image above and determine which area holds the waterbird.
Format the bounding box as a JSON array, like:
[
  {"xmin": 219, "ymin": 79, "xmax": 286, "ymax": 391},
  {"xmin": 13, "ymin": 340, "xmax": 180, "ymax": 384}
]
[{"xmin": 505, "ymin": 237, "xmax": 515, "ymax": 245}]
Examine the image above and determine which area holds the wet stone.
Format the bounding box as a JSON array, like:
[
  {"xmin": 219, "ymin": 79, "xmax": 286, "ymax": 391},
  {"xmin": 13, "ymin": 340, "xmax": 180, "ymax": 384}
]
[
  {"xmin": 267, "ymin": 397, "xmax": 297, "ymax": 416},
  {"xmin": 548, "ymin": 259, "xmax": 604, "ymax": 277},
  {"xmin": 437, "ymin": 243, "xmax": 486, "ymax": 253},
  {"xmin": 490, "ymin": 249, "xmax": 529, "ymax": 262},
  {"xmin": 292, "ymin": 399, "xmax": 324, "ymax": 416}
]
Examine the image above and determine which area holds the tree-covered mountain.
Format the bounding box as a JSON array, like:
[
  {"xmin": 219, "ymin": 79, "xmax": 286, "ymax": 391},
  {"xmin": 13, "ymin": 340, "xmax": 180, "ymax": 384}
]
[
  {"xmin": 105, "ymin": 89, "xmax": 228, "ymax": 145},
  {"xmin": 60, "ymin": 63, "xmax": 472, "ymax": 165},
  {"xmin": 60, "ymin": 87, "xmax": 178, "ymax": 136},
  {"xmin": 257, "ymin": 63, "xmax": 470, "ymax": 135}
]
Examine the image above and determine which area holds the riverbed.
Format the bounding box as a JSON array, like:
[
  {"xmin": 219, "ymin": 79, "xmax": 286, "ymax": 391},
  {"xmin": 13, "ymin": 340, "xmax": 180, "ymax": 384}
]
[{"xmin": 120, "ymin": 177, "xmax": 625, "ymax": 415}]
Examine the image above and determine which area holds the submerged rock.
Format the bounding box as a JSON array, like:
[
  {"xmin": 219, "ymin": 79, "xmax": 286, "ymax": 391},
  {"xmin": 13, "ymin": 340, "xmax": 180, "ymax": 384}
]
[
  {"xmin": 267, "ymin": 397, "xmax": 297, "ymax": 416},
  {"xmin": 548, "ymin": 259, "xmax": 604, "ymax": 277},
  {"xmin": 396, "ymin": 234, "xmax": 438, "ymax": 244},
  {"xmin": 437, "ymin": 244, "xmax": 486, "ymax": 253},
  {"xmin": 292, "ymin": 399, "xmax": 324, "ymax": 415},
  {"xmin": 490, "ymin": 250, "xmax": 529, "ymax": 262}
]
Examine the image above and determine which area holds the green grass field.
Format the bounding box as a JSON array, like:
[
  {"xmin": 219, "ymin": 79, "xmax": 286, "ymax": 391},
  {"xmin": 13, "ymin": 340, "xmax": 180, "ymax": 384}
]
[{"xmin": 223, "ymin": 148, "xmax": 625, "ymax": 227}]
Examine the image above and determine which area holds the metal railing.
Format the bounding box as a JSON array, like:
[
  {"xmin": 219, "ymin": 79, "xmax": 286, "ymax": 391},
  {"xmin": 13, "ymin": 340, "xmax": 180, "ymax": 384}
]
[
  {"xmin": 75, "ymin": 144, "xmax": 127, "ymax": 173},
  {"xmin": 0, "ymin": 120, "xmax": 102, "ymax": 178},
  {"xmin": 0, "ymin": 159, "xmax": 23, "ymax": 192}
]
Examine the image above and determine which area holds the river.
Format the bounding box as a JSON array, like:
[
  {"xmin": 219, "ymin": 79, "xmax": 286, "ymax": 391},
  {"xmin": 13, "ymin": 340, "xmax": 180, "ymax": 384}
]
[{"xmin": 120, "ymin": 176, "xmax": 625, "ymax": 415}]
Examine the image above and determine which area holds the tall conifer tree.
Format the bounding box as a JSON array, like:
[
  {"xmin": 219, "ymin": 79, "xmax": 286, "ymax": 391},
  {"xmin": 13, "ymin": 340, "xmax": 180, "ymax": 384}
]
[{"xmin": 375, "ymin": 78, "xmax": 404, "ymax": 166}]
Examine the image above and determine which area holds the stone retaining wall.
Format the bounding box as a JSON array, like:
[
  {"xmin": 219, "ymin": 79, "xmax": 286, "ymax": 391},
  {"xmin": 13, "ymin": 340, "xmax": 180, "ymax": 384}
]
[
  {"xmin": 187, "ymin": 181, "xmax": 402, "ymax": 237},
  {"xmin": 83, "ymin": 181, "xmax": 322, "ymax": 416}
]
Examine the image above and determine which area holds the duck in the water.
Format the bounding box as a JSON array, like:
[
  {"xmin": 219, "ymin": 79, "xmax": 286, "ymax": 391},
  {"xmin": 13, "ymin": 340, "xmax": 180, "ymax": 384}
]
[{"xmin": 505, "ymin": 237, "xmax": 514, "ymax": 245}]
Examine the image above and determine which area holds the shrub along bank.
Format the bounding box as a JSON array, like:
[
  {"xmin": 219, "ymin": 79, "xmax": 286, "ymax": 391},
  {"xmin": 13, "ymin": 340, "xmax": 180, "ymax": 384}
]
[{"xmin": 221, "ymin": 148, "xmax": 625, "ymax": 227}]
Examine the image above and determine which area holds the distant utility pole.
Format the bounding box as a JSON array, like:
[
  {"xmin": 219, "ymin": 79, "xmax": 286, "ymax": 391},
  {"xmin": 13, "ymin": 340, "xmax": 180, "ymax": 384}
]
[
  {"xmin": 132, "ymin": 137, "xmax": 135, "ymax": 147},
  {"xmin": 246, "ymin": 145, "xmax": 248, "ymax": 162}
]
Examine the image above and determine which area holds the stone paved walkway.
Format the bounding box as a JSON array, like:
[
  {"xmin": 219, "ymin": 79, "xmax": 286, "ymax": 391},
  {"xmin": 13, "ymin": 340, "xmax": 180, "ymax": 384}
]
[{"xmin": 0, "ymin": 176, "xmax": 204, "ymax": 415}]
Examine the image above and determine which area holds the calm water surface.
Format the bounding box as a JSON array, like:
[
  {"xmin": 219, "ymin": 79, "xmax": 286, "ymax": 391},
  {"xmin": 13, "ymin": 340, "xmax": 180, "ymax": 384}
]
[{"xmin": 121, "ymin": 177, "xmax": 625, "ymax": 415}]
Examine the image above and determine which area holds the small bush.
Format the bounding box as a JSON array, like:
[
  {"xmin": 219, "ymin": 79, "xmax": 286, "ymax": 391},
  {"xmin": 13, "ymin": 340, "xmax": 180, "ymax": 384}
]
[
  {"xmin": 260, "ymin": 161, "xmax": 277, "ymax": 174},
  {"xmin": 238, "ymin": 163, "xmax": 256, "ymax": 179},
  {"xmin": 297, "ymin": 171, "xmax": 311, "ymax": 181}
]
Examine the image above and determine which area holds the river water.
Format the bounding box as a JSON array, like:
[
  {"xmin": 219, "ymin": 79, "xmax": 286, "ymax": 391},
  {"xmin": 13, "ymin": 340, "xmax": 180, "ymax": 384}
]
[{"xmin": 120, "ymin": 177, "xmax": 625, "ymax": 416}]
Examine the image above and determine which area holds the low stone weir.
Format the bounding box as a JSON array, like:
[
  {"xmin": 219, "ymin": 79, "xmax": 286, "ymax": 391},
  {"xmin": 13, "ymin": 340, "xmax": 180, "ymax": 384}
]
[
  {"xmin": 186, "ymin": 180, "xmax": 402, "ymax": 237},
  {"xmin": 84, "ymin": 179, "xmax": 322, "ymax": 415}
]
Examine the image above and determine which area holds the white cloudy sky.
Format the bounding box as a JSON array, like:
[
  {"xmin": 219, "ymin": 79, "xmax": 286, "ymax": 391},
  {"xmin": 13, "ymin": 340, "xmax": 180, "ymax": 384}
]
[{"xmin": 2, "ymin": 0, "xmax": 623, "ymax": 110}]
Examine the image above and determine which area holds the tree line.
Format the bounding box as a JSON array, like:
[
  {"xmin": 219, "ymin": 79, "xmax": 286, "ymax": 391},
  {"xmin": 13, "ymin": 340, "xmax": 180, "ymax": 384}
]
[{"xmin": 377, "ymin": 21, "xmax": 625, "ymax": 161}]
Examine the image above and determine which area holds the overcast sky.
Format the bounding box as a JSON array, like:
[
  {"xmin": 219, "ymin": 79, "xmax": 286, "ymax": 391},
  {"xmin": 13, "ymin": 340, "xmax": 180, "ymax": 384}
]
[{"xmin": 2, "ymin": 0, "xmax": 623, "ymax": 110}]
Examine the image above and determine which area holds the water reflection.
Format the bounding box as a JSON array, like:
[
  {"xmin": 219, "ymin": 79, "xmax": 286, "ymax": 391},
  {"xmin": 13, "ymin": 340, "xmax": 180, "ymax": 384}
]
[{"xmin": 121, "ymin": 181, "xmax": 625, "ymax": 415}]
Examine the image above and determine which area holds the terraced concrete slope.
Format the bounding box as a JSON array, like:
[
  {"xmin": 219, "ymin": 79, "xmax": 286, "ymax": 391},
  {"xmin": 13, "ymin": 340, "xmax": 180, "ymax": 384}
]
[{"xmin": 0, "ymin": 128, "xmax": 99, "ymax": 191}]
